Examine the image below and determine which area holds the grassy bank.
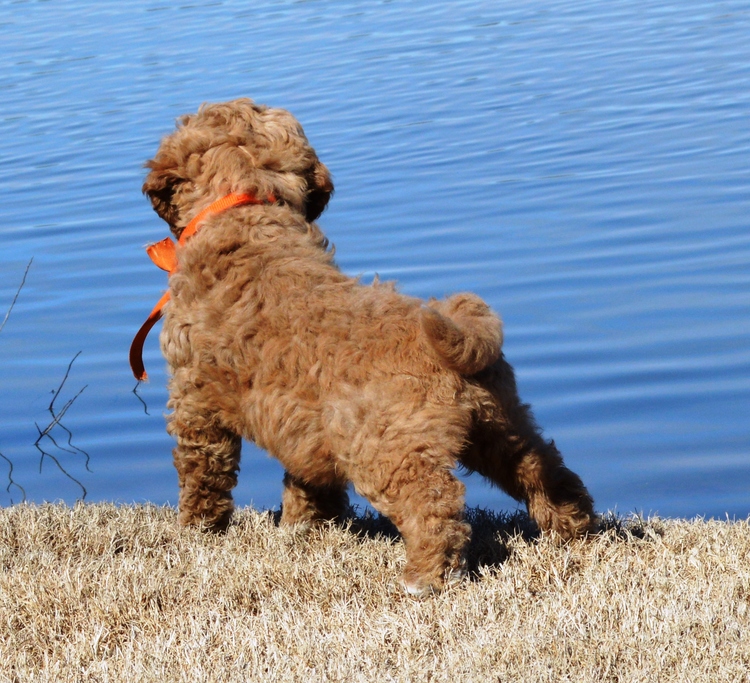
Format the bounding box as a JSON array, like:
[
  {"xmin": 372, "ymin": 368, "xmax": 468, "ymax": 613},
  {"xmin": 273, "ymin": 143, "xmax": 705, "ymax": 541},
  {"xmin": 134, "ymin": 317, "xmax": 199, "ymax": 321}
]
[{"xmin": 1, "ymin": 503, "xmax": 748, "ymax": 682}]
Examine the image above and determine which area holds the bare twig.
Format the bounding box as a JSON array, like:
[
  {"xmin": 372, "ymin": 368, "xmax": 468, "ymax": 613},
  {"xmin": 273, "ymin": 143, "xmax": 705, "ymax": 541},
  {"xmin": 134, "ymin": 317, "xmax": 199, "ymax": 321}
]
[
  {"xmin": 49, "ymin": 350, "xmax": 81, "ymax": 413},
  {"xmin": 0, "ymin": 257, "xmax": 33, "ymax": 335},
  {"xmin": 33, "ymin": 352, "xmax": 89, "ymax": 499}
]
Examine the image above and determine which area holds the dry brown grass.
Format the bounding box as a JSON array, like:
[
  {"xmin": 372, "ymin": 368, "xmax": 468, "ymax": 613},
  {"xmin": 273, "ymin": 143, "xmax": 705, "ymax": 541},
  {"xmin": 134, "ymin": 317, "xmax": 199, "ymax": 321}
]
[{"xmin": 1, "ymin": 503, "xmax": 749, "ymax": 682}]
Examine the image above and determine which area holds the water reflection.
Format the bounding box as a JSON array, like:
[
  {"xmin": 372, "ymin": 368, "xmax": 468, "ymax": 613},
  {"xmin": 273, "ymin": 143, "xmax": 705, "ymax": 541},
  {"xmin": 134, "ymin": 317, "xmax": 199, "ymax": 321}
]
[{"xmin": 32, "ymin": 352, "xmax": 90, "ymax": 501}]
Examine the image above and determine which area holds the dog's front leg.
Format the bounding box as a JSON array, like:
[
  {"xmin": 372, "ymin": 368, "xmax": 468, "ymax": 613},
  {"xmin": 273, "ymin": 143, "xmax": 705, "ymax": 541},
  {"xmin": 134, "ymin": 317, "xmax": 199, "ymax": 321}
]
[{"xmin": 167, "ymin": 410, "xmax": 242, "ymax": 532}]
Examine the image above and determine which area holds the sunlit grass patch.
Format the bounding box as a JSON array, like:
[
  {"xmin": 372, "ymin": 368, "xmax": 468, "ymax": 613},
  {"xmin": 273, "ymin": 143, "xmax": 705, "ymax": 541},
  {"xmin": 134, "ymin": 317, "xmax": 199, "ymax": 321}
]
[{"xmin": 1, "ymin": 503, "xmax": 748, "ymax": 682}]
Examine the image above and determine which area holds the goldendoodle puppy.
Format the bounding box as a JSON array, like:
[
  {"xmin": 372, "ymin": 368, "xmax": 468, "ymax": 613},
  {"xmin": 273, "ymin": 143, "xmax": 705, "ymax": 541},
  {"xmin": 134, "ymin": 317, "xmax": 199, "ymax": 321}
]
[{"xmin": 132, "ymin": 98, "xmax": 595, "ymax": 594}]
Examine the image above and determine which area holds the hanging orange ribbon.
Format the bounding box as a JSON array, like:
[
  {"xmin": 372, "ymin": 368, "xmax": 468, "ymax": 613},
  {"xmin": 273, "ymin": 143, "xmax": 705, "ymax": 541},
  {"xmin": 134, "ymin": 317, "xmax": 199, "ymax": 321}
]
[{"xmin": 129, "ymin": 192, "xmax": 273, "ymax": 381}]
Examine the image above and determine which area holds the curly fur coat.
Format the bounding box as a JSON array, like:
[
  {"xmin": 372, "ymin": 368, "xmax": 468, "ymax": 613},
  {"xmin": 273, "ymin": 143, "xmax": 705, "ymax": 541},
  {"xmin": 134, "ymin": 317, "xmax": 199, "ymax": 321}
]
[{"xmin": 140, "ymin": 99, "xmax": 595, "ymax": 594}]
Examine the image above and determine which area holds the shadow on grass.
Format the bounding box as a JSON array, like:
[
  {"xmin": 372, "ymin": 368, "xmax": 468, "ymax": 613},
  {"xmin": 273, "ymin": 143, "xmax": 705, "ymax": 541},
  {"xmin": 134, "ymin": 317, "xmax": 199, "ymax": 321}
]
[
  {"xmin": 268, "ymin": 504, "xmax": 668, "ymax": 581},
  {"xmin": 596, "ymin": 510, "xmax": 666, "ymax": 541},
  {"xmin": 270, "ymin": 505, "xmax": 541, "ymax": 576}
]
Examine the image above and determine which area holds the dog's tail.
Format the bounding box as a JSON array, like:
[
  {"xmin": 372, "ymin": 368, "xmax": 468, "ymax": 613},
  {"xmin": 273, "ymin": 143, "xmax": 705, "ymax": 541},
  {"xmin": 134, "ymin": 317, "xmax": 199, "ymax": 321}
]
[{"xmin": 420, "ymin": 293, "xmax": 503, "ymax": 375}]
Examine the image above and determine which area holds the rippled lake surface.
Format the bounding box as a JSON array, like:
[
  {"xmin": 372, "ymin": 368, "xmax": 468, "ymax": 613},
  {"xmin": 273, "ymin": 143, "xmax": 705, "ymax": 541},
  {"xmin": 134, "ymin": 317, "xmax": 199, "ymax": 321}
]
[{"xmin": 1, "ymin": 0, "xmax": 749, "ymax": 518}]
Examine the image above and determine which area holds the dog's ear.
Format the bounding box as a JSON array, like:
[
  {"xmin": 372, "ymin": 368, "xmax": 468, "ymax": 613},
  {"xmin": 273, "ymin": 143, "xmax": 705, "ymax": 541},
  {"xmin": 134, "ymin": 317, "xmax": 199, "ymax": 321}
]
[
  {"xmin": 304, "ymin": 160, "xmax": 334, "ymax": 222},
  {"xmin": 142, "ymin": 161, "xmax": 183, "ymax": 228}
]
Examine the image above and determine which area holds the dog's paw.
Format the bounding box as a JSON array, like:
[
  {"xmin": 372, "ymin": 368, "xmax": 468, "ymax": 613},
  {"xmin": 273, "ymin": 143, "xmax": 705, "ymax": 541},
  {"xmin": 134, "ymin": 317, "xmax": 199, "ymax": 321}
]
[
  {"xmin": 400, "ymin": 576, "xmax": 435, "ymax": 598},
  {"xmin": 445, "ymin": 565, "xmax": 468, "ymax": 588},
  {"xmin": 400, "ymin": 565, "xmax": 467, "ymax": 597}
]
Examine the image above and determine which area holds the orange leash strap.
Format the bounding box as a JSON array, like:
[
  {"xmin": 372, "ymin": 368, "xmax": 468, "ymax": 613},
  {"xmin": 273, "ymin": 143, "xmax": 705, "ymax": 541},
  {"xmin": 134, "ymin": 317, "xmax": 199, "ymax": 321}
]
[
  {"xmin": 129, "ymin": 291, "xmax": 171, "ymax": 382},
  {"xmin": 129, "ymin": 192, "xmax": 272, "ymax": 381}
]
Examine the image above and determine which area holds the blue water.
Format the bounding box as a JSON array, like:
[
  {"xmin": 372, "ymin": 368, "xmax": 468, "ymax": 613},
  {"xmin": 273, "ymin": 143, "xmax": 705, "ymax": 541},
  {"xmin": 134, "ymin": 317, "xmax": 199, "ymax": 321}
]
[{"xmin": 1, "ymin": 0, "xmax": 749, "ymax": 519}]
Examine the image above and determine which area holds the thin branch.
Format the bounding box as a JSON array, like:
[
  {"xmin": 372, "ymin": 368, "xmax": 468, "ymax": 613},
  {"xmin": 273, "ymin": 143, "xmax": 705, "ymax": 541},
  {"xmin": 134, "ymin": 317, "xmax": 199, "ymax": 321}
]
[
  {"xmin": 37, "ymin": 386, "xmax": 87, "ymax": 438},
  {"xmin": 49, "ymin": 350, "xmax": 81, "ymax": 412},
  {"xmin": 0, "ymin": 257, "xmax": 33, "ymax": 335}
]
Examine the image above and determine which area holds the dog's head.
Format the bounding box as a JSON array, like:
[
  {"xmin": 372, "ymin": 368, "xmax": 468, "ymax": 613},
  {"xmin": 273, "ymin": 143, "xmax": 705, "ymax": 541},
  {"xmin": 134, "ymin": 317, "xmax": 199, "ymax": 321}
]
[{"xmin": 142, "ymin": 98, "xmax": 333, "ymax": 236}]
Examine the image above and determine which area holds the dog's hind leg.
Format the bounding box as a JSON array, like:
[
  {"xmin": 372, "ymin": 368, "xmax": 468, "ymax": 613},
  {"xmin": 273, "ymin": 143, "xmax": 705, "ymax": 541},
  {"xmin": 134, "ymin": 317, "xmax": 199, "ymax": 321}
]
[
  {"xmin": 463, "ymin": 426, "xmax": 595, "ymax": 540},
  {"xmin": 280, "ymin": 472, "xmax": 350, "ymax": 527},
  {"xmin": 348, "ymin": 440, "xmax": 471, "ymax": 595},
  {"xmin": 167, "ymin": 410, "xmax": 242, "ymax": 532},
  {"xmin": 460, "ymin": 363, "xmax": 595, "ymax": 539}
]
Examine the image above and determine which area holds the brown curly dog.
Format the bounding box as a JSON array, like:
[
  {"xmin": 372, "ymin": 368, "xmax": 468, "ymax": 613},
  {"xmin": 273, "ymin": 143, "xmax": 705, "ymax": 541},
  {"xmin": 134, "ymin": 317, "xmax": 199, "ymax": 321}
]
[{"xmin": 139, "ymin": 98, "xmax": 595, "ymax": 594}]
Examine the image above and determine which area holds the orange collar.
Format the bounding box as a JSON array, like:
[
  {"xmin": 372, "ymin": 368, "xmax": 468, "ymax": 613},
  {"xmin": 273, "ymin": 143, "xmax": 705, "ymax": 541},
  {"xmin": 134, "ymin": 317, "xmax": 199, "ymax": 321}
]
[{"xmin": 129, "ymin": 192, "xmax": 273, "ymax": 381}]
